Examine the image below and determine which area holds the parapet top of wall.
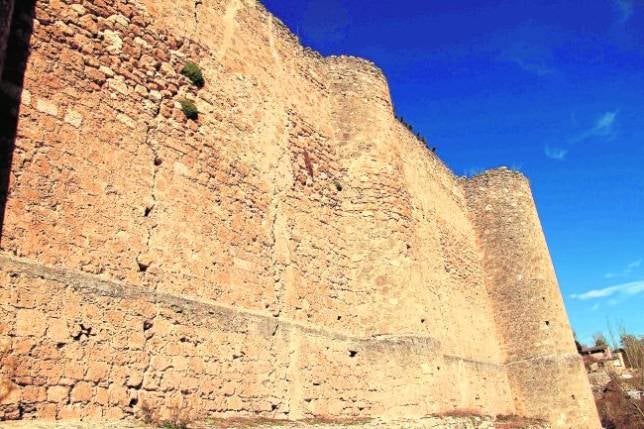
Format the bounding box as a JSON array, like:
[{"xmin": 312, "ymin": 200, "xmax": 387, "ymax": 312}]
[
  {"xmin": 325, "ymin": 54, "xmax": 393, "ymax": 113},
  {"xmin": 324, "ymin": 55, "xmax": 388, "ymax": 81},
  {"xmin": 463, "ymin": 166, "xmax": 531, "ymax": 190}
]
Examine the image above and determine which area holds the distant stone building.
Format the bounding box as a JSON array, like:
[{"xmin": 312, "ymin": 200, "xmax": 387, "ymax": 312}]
[{"xmin": 580, "ymin": 346, "xmax": 626, "ymax": 373}]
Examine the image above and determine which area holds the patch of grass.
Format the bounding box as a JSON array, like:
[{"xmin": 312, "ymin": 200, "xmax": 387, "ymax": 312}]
[
  {"xmin": 300, "ymin": 417, "xmax": 372, "ymax": 426},
  {"xmin": 204, "ymin": 417, "xmax": 372, "ymax": 428},
  {"xmin": 181, "ymin": 62, "xmax": 205, "ymax": 88},
  {"xmin": 179, "ymin": 98, "xmax": 199, "ymax": 120},
  {"xmin": 160, "ymin": 424, "xmax": 187, "ymax": 429},
  {"xmin": 494, "ymin": 414, "xmax": 546, "ymax": 429},
  {"xmin": 205, "ymin": 418, "xmax": 290, "ymax": 428}
]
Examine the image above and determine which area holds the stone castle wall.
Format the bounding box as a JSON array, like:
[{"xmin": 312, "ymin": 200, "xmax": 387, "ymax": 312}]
[{"xmin": 0, "ymin": 0, "xmax": 599, "ymax": 427}]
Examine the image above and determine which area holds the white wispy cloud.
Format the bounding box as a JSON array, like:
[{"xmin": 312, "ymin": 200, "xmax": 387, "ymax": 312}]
[
  {"xmin": 546, "ymin": 111, "xmax": 619, "ymax": 161},
  {"xmin": 570, "ymin": 111, "xmax": 618, "ymax": 144},
  {"xmin": 570, "ymin": 280, "xmax": 644, "ymax": 301},
  {"xmin": 604, "ymin": 258, "xmax": 642, "ymax": 279},
  {"xmin": 545, "ymin": 146, "xmax": 568, "ymax": 161},
  {"xmin": 508, "ymin": 56, "xmax": 555, "ymax": 77},
  {"xmin": 614, "ymin": 0, "xmax": 634, "ymax": 23}
]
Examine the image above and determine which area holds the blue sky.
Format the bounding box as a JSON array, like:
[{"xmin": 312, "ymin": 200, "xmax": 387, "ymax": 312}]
[{"xmin": 262, "ymin": 0, "xmax": 644, "ymax": 345}]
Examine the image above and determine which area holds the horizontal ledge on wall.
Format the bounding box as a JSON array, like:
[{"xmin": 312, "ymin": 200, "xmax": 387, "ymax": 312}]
[{"xmin": 0, "ymin": 252, "xmax": 511, "ymax": 369}]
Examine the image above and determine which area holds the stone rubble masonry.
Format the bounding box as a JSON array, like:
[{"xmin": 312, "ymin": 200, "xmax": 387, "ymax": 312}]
[{"xmin": 0, "ymin": 0, "xmax": 599, "ymax": 428}]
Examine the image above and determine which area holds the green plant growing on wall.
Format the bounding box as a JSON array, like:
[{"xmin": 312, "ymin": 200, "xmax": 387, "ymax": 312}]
[
  {"xmin": 179, "ymin": 98, "xmax": 199, "ymax": 120},
  {"xmin": 180, "ymin": 62, "xmax": 205, "ymax": 88}
]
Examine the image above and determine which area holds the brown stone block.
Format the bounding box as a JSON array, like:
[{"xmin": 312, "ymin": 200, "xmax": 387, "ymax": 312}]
[
  {"xmin": 107, "ymin": 384, "xmax": 129, "ymax": 407},
  {"xmin": 61, "ymin": 360, "xmax": 85, "ymax": 381},
  {"xmin": 84, "ymin": 66, "xmax": 106, "ymax": 85},
  {"xmin": 84, "ymin": 361, "xmax": 110, "ymax": 384},
  {"xmin": 46, "ymin": 385, "xmax": 69, "ymax": 403},
  {"xmin": 70, "ymin": 381, "xmax": 93, "ymax": 403},
  {"xmin": 103, "ymin": 406, "xmax": 125, "ymax": 419},
  {"xmin": 37, "ymin": 402, "xmax": 58, "ymax": 419},
  {"xmin": 21, "ymin": 385, "xmax": 46, "ymax": 403},
  {"xmin": 159, "ymin": 370, "xmax": 184, "ymax": 392},
  {"xmin": 46, "ymin": 318, "xmax": 69, "ymax": 343},
  {"xmin": 13, "ymin": 338, "xmax": 36, "ymax": 356},
  {"xmin": 82, "ymin": 403, "xmax": 104, "ymax": 419},
  {"xmin": 95, "ymin": 387, "xmax": 109, "ymax": 405},
  {"xmin": 57, "ymin": 404, "xmax": 82, "ymax": 419}
]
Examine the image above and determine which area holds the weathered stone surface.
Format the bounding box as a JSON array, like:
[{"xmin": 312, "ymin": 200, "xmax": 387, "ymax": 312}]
[{"xmin": 0, "ymin": 0, "xmax": 598, "ymax": 428}]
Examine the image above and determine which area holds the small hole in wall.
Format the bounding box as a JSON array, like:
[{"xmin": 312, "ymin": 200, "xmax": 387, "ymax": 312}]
[
  {"xmin": 437, "ymin": 366, "xmax": 441, "ymax": 371},
  {"xmin": 545, "ymin": 321, "xmax": 550, "ymax": 327},
  {"xmin": 271, "ymin": 404, "xmax": 278, "ymax": 411},
  {"xmin": 180, "ymin": 337, "xmax": 189, "ymax": 343},
  {"xmin": 337, "ymin": 316, "xmax": 342, "ymax": 321},
  {"xmin": 348, "ymin": 350, "xmax": 358, "ymax": 358},
  {"xmin": 129, "ymin": 397, "xmax": 138, "ymax": 408},
  {"xmin": 406, "ymin": 243, "xmax": 411, "ymax": 250},
  {"xmin": 542, "ymin": 297, "xmax": 546, "ymax": 302},
  {"xmin": 571, "ymin": 394, "xmax": 576, "ymax": 400},
  {"xmin": 56, "ymin": 343, "xmax": 65, "ymax": 349},
  {"xmin": 138, "ymin": 262, "xmax": 149, "ymax": 272},
  {"xmin": 335, "ymin": 182, "xmax": 343, "ymax": 192},
  {"xmin": 143, "ymin": 321, "xmax": 153, "ymax": 331},
  {"xmin": 154, "ymin": 157, "xmax": 163, "ymax": 166},
  {"xmin": 72, "ymin": 324, "xmax": 92, "ymax": 341},
  {"xmin": 144, "ymin": 206, "xmax": 153, "ymax": 217},
  {"xmin": 421, "ymin": 319, "xmax": 425, "ymax": 324}
]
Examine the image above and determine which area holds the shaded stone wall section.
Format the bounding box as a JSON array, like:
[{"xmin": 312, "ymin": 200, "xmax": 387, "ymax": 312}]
[{"xmin": 0, "ymin": 0, "xmax": 14, "ymax": 76}]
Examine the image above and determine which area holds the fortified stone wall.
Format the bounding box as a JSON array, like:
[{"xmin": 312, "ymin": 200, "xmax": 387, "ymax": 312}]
[{"xmin": 0, "ymin": 0, "xmax": 599, "ymax": 428}]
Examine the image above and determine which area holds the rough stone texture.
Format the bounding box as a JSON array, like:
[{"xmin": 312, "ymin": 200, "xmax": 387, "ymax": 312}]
[
  {"xmin": 0, "ymin": 0, "xmax": 598, "ymax": 428},
  {"xmin": 0, "ymin": 255, "xmax": 516, "ymax": 423},
  {"xmin": 463, "ymin": 171, "xmax": 600, "ymax": 429}
]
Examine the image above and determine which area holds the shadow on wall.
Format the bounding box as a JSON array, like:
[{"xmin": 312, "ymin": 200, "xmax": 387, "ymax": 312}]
[{"xmin": 0, "ymin": 0, "xmax": 36, "ymax": 246}]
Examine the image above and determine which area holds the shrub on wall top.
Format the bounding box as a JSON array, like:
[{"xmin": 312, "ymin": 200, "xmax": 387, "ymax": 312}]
[{"xmin": 181, "ymin": 62, "xmax": 205, "ymax": 88}]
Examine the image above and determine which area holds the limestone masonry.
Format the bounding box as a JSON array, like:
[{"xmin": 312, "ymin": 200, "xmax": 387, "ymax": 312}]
[{"xmin": 0, "ymin": 0, "xmax": 600, "ymax": 428}]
